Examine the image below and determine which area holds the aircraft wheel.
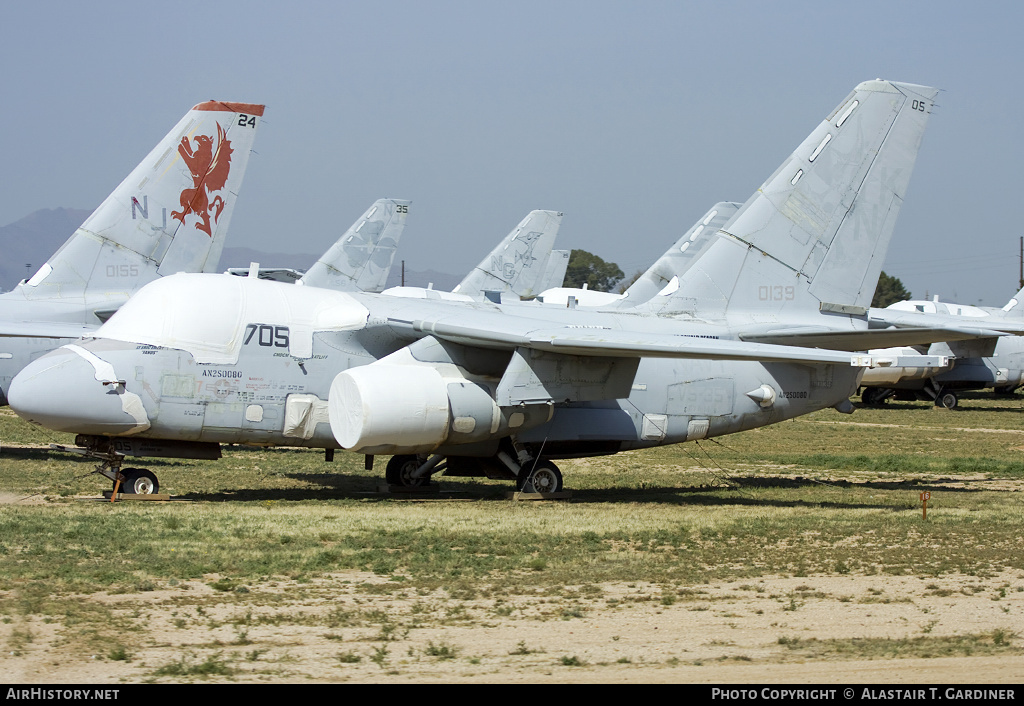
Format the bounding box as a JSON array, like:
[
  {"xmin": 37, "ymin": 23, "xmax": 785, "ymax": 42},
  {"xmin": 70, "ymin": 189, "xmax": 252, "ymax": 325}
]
[
  {"xmin": 385, "ymin": 455, "xmax": 426, "ymax": 487},
  {"xmin": 118, "ymin": 468, "xmax": 159, "ymax": 495},
  {"xmin": 935, "ymin": 391, "xmax": 958, "ymax": 410},
  {"xmin": 517, "ymin": 460, "xmax": 563, "ymax": 494},
  {"xmin": 861, "ymin": 388, "xmax": 887, "ymax": 407}
]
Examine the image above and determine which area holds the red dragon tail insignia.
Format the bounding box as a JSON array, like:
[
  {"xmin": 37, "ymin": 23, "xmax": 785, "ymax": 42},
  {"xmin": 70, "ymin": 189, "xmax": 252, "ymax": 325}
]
[{"xmin": 171, "ymin": 122, "xmax": 234, "ymax": 237}]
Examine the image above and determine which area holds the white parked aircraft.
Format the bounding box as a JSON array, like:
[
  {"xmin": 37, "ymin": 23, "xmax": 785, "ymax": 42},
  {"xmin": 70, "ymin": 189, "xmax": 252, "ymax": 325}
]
[
  {"xmin": 860, "ymin": 289, "xmax": 1024, "ymax": 407},
  {"xmin": 384, "ymin": 210, "xmax": 564, "ymax": 302},
  {"xmin": 227, "ymin": 198, "xmax": 411, "ymax": 289},
  {"xmin": 537, "ymin": 202, "xmax": 742, "ymax": 308},
  {"xmin": 13, "ymin": 80, "xmax": 966, "ymax": 495}
]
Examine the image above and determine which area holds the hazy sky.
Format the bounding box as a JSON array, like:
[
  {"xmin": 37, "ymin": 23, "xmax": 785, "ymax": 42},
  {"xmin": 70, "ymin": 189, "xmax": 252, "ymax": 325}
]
[{"xmin": 2, "ymin": 0, "xmax": 1022, "ymax": 304}]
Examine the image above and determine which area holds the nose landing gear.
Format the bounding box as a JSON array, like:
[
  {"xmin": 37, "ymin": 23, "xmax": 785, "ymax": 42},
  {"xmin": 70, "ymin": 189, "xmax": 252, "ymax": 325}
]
[
  {"xmin": 116, "ymin": 468, "xmax": 160, "ymax": 495},
  {"xmin": 49, "ymin": 441, "xmax": 162, "ymax": 498}
]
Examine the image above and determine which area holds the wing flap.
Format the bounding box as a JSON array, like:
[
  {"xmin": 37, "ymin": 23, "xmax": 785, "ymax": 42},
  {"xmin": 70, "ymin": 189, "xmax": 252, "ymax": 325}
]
[{"xmin": 741, "ymin": 326, "xmax": 1008, "ymax": 351}]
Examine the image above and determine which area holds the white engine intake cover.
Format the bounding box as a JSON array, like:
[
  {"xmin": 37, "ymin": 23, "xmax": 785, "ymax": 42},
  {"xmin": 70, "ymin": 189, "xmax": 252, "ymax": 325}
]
[{"xmin": 329, "ymin": 365, "xmax": 450, "ymax": 451}]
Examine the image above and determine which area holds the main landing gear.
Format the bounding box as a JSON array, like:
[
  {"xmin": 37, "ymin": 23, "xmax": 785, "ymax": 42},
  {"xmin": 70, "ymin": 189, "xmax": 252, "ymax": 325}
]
[
  {"xmin": 860, "ymin": 384, "xmax": 959, "ymax": 410},
  {"xmin": 385, "ymin": 454, "xmax": 435, "ymax": 488},
  {"xmin": 384, "ymin": 448, "xmax": 564, "ymax": 495},
  {"xmin": 860, "ymin": 387, "xmax": 893, "ymax": 407},
  {"xmin": 516, "ymin": 459, "xmax": 563, "ymax": 494},
  {"xmin": 934, "ymin": 390, "xmax": 959, "ymax": 410}
]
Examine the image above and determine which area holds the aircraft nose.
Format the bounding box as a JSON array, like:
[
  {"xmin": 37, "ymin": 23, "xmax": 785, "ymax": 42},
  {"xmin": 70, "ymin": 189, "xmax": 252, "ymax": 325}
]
[{"xmin": 8, "ymin": 344, "xmax": 151, "ymax": 435}]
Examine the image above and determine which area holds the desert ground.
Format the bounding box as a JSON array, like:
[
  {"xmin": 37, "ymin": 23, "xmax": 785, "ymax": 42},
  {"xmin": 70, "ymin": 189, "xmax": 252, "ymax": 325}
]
[{"xmin": 1, "ymin": 398, "xmax": 1022, "ymax": 684}]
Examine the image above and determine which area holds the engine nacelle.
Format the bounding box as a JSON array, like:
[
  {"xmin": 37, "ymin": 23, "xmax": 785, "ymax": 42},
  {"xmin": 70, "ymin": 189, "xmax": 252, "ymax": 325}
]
[{"xmin": 328, "ymin": 363, "xmax": 550, "ymax": 454}]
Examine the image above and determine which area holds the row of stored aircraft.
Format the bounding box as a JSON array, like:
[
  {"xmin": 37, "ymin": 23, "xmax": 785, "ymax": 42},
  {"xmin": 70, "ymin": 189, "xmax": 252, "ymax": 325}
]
[
  {"xmin": 857, "ymin": 293, "xmax": 1024, "ymax": 409},
  {"xmin": 4, "ymin": 79, "xmax": 1017, "ymax": 496},
  {"xmin": 0, "ymin": 100, "xmax": 567, "ymax": 407}
]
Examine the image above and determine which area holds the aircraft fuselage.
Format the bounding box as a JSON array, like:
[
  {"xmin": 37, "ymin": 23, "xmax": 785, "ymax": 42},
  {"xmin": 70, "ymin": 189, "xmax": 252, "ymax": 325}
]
[{"xmin": 10, "ymin": 278, "xmax": 863, "ymax": 459}]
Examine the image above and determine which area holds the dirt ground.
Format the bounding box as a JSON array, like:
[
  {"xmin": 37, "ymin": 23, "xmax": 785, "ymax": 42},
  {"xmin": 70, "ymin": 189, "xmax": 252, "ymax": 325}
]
[{"xmin": 2, "ymin": 568, "xmax": 1022, "ymax": 684}]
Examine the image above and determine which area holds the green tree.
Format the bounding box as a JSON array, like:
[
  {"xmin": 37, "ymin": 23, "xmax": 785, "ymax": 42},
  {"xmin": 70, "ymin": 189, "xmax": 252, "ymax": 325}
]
[
  {"xmin": 563, "ymin": 249, "xmax": 624, "ymax": 292},
  {"xmin": 872, "ymin": 271, "xmax": 911, "ymax": 308}
]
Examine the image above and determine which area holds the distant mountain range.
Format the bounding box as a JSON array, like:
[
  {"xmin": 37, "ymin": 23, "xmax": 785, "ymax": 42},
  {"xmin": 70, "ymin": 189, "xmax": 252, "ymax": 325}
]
[
  {"xmin": 0, "ymin": 208, "xmax": 92, "ymax": 290},
  {"xmin": 0, "ymin": 208, "xmax": 459, "ymax": 292}
]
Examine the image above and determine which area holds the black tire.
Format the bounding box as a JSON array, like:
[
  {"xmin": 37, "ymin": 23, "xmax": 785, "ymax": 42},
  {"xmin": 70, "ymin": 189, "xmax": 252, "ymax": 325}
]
[
  {"xmin": 517, "ymin": 460, "xmax": 563, "ymax": 494},
  {"xmin": 861, "ymin": 388, "xmax": 888, "ymax": 407},
  {"xmin": 118, "ymin": 468, "xmax": 159, "ymax": 495},
  {"xmin": 935, "ymin": 391, "xmax": 958, "ymax": 410},
  {"xmin": 385, "ymin": 455, "xmax": 426, "ymax": 487}
]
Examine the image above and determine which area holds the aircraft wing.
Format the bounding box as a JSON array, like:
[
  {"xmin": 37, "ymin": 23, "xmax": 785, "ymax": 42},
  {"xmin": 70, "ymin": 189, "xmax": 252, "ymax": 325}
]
[
  {"xmin": 405, "ymin": 315, "xmax": 869, "ymax": 365},
  {"xmin": 0, "ymin": 322, "xmax": 97, "ymax": 339},
  {"xmin": 740, "ymin": 325, "xmax": 1009, "ymax": 351}
]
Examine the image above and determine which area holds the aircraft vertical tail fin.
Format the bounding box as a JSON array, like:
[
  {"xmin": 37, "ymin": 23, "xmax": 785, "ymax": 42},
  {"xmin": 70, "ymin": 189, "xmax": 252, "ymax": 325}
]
[
  {"xmin": 642, "ymin": 80, "xmax": 937, "ymax": 320},
  {"xmin": 453, "ymin": 210, "xmax": 563, "ymax": 299},
  {"xmin": 1001, "ymin": 285, "xmax": 1024, "ymax": 316},
  {"xmin": 299, "ymin": 199, "xmax": 410, "ymax": 292},
  {"xmin": 612, "ymin": 201, "xmax": 742, "ymax": 307},
  {"xmin": 18, "ymin": 101, "xmax": 263, "ymax": 305}
]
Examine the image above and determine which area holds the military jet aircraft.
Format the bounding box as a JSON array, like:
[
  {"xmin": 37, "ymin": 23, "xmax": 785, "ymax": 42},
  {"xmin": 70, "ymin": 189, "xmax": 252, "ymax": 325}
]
[
  {"xmin": 301, "ymin": 199, "xmax": 410, "ymax": 292},
  {"xmin": 225, "ymin": 198, "xmax": 410, "ymax": 288},
  {"xmin": 534, "ymin": 249, "xmax": 570, "ymax": 295},
  {"xmin": 859, "ymin": 288, "xmax": 1024, "ymax": 407},
  {"xmin": 384, "ymin": 210, "xmax": 564, "ymax": 302},
  {"xmin": 537, "ymin": 202, "xmax": 742, "ymax": 307},
  {"xmin": 12, "ymin": 79, "xmax": 958, "ymax": 496},
  {"xmin": 537, "ymin": 197, "xmax": 1011, "ymax": 410},
  {"xmin": 230, "ymin": 205, "xmax": 565, "ymax": 305},
  {"xmin": 0, "ymin": 100, "xmax": 263, "ymax": 405}
]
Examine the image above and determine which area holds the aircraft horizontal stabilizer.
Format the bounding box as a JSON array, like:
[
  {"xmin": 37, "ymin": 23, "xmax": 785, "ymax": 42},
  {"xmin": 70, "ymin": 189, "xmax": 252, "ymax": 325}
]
[{"xmin": 870, "ymin": 309, "xmax": 1024, "ymax": 335}]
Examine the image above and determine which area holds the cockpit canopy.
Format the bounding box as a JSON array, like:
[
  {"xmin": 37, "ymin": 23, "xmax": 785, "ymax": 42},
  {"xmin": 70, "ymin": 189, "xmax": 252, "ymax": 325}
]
[{"xmin": 96, "ymin": 273, "xmax": 369, "ymax": 364}]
